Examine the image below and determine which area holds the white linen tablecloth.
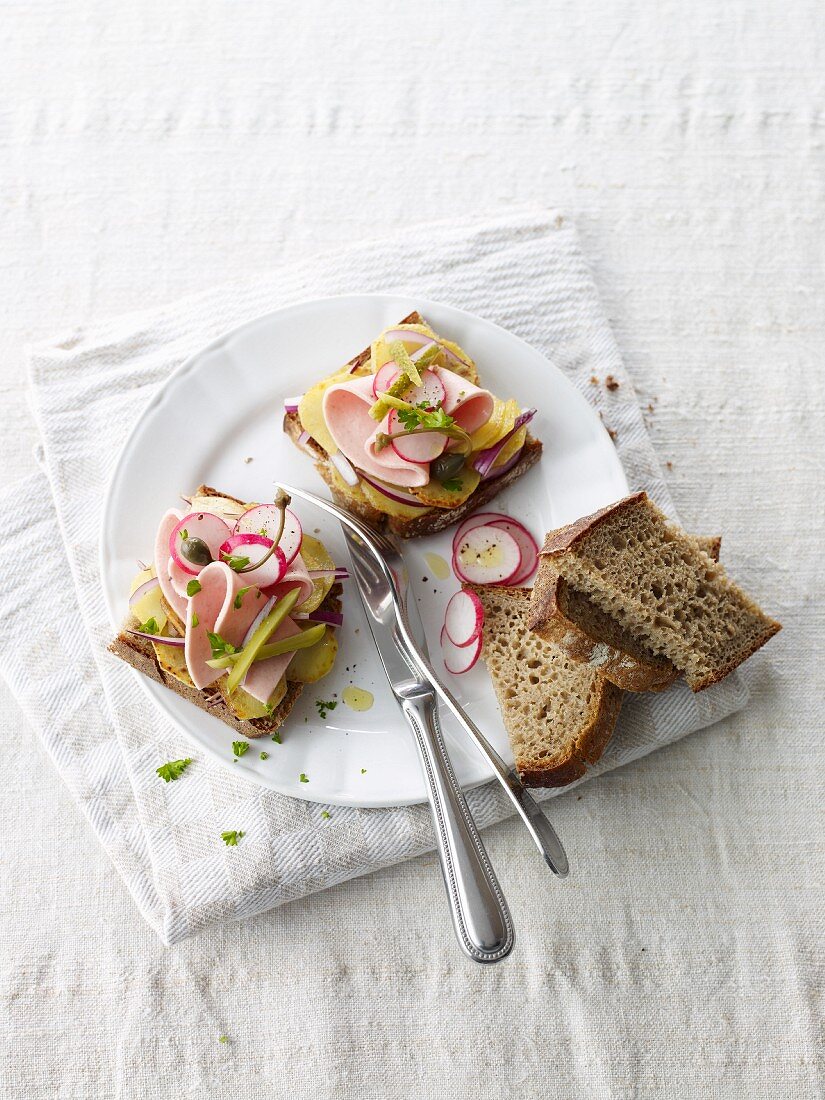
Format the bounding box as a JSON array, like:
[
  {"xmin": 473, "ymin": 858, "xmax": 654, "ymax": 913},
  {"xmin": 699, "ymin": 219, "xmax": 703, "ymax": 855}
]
[{"xmin": 0, "ymin": 1, "xmax": 821, "ymax": 1097}]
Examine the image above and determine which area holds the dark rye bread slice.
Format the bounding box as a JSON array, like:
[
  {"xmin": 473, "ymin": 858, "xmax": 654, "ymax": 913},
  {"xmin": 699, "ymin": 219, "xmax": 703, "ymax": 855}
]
[
  {"xmin": 530, "ymin": 535, "xmax": 722, "ymax": 692},
  {"xmin": 283, "ymin": 311, "xmax": 542, "ymax": 538},
  {"xmin": 468, "ymin": 584, "xmax": 624, "ymax": 787},
  {"xmin": 532, "ymin": 493, "xmax": 781, "ymax": 692}
]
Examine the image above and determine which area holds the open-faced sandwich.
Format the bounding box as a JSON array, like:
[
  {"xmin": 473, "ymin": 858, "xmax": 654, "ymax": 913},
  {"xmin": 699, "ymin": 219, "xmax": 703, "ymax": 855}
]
[
  {"xmin": 283, "ymin": 311, "xmax": 542, "ymax": 537},
  {"xmin": 109, "ymin": 485, "xmax": 344, "ymax": 737}
]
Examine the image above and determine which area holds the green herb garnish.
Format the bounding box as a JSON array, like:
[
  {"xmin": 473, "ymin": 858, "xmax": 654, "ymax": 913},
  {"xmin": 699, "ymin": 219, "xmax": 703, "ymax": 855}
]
[
  {"xmin": 221, "ymin": 830, "xmax": 244, "ymax": 846},
  {"xmin": 222, "ymin": 553, "xmax": 251, "ymax": 571},
  {"xmin": 234, "ymin": 586, "xmax": 251, "ymax": 610},
  {"xmin": 360, "ymin": 768, "xmax": 367, "ymax": 775},
  {"xmin": 218, "ymin": 1036, "xmax": 229, "ymax": 1044},
  {"xmin": 259, "ymin": 751, "xmax": 269, "ymax": 760},
  {"xmin": 299, "ymin": 773, "xmax": 309, "ymax": 783},
  {"xmin": 321, "ymin": 810, "xmax": 330, "ymax": 819},
  {"xmin": 186, "ymin": 579, "xmax": 202, "ymax": 597},
  {"xmin": 156, "ymin": 758, "xmax": 192, "ymax": 782},
  {"xmin": 441, "ymin": 478, "xmax": 463, "ymax": 492},
  {"xmin": 232, "ymin": 740, "xmax": 249, "ymax": 758},
  {"xmin": 191, "ymin": 612, "xmax": 199, "ymax": 628},
  {"xmin": 271, "ymin": 732, "xmax": 282, "ymax": 744},
  {"xmin": 139, "ymin": 617, "xmax": 159, "ymax": 635},
  {"xmin": 208, "ymin": 632, "xmax": 236, "ymax": 660},
  {"xmin": 315, "ymin": 698, "xmax": 338, "ymax": 719},
  {"xmin": 181, "ymin": 528, "xmax": 189, "ymax": 540}
]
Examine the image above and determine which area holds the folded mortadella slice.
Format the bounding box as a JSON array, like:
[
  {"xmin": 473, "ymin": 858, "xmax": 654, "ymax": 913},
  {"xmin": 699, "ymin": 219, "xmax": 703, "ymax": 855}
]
[
  {"xmin": 154, "ymin": 509, "xmax": 188, "ymax": 621},
  {"xmin": 261, "ymin": 552, "xmax": 314, "ymax": 607},
  {"xmin": 433, "ymin": 366, "xmax": 494, "ymax": 436},
  {"xmin": 169, "ymin": 557, "xmax": 192, "ymax": 598},
  {"xmin": 242, "ymin": 616, "xmax": 302, "ymax": 704},
  {"xmin": 184, "ymin": 562, "xmax": 264, "ymax": 689},
  {"xmin": 322, "ymin": 376, "xmax": 429, "ymax": 488}
]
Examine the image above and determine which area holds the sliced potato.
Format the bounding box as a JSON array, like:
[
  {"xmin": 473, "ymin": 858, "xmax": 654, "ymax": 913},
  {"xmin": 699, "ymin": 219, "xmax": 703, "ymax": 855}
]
[
  {"xmin": 287, "ymin": 626, "xmax": 338, "ymax": 683},
  {"xmin": 153, "ymin": 641, "xmax": 194, "ymax": 687},
  {"xmin": 359, "ymin": 478, "xmax": 434, "ymax": 519},
  {"xmin": 298, "ymin": 533, "xmax": 336, "ymax": 613},
  {"xmin": 412, "ymin": 465, "xmax": 481, "ymax": 508},
  {"xmin": 218, "ymin": 676, "xmax": 284, "ymax": 721}
]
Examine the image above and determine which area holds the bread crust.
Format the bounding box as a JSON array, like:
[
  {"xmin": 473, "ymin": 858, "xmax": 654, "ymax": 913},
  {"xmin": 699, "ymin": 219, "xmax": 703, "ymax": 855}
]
[
  {"xmin": 539, "ymin": 491, "xmax": 648, "ymax": 556},
  {"xmin": 468, "ymin": 584, "xmax": 624, "ymax": 788},
  {"xmin": 529, "ymin": 535, "xmax": 723, "ymax": 693},
  {"xmin": 283, "ymin": 312, "xmax": 542, "ymax": 538}
]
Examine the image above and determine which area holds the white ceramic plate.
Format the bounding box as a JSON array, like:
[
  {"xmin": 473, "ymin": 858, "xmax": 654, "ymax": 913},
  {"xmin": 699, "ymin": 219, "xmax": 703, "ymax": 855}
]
[{"xmin": 101, "ymin": 295, "xmax": 627, "ymax": 807}]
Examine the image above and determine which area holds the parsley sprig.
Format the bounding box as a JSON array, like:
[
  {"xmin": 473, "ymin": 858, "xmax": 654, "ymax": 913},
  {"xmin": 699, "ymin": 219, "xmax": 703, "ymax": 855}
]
[
  {"xmin": 156, "ymin": 758, "xmax": 192, "ymax": 782},
  {"xmin": 374, "ymin": 401, "xmax": 472, "ymax": 455},
  {"xmin": 221, "ymin": 830, "xmax": 244, "ymax": 846},
  {"xmin": 315, "ymin": 699, "xmax": 338, "ymax": 719}
]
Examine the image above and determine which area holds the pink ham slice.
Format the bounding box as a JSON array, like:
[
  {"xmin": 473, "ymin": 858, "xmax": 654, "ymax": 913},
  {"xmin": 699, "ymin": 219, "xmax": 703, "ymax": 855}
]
[
  {"xmin": 433, "ymin": 366, "xmax": 494, "ymax": 436},
  {"xmin": 184, "ymin": 562, "xmax": 265, "ymax": 689},
  {"xmin": 241, "ymin": 616, "xmax": 302, "ymax": 704},
  {"xmin": 323, "ymin": 368, "xmax": 494, "ymax": 487},
  {"xmin": 261, "ymin": 552, "xmax": 314, "ymax": 606},
  {"xmin": 169, "ymin": 557, "xmax": 192, "ymax": 598},
  {"xmin": 154, "ymin": 509, "xmax": 188, "ymax": 621},
  {"xmin": 323, "ymin": 375, "xmax": 429, "ymax": 488}
]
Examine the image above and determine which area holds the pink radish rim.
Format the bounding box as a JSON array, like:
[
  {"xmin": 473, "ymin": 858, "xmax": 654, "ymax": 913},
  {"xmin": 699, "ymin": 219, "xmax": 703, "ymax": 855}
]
[
  {"xmin": 440, "ymin": 624, "xmax": 482, "ymax": 674},
  {"xmin": 169, "ymin": 512, "xmax": 232, "ymax": 576},
  {"xmin": 443, "ymin": 590, "xmax": 485, "ymax": 648},
  {"xmin": 451, "ymin": 525, "xmax": 523, "ymax": 586}
]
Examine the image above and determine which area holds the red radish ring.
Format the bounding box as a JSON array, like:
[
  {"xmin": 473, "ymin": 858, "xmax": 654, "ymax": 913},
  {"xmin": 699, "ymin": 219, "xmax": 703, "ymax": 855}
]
[
  {"xmin": 169, "ymin": 513, "xmax": 232, "ymax": 576},
  {"xmin": 219, "ymin": 533, "xmax": 287, "ymax": 587},
  {"xmin": 440, "ymin": 624, "xmax": 482, "ymax": 675},
  {"xmin": 372, "ymin": 361, "xmax": 401, "ymax": 399},
  {"xmin": 452, "ymin": 525, "xmax": 522, "ymax": 585},
  {"xmin": 388, "ymin": 408, "xmax": 447, "ymax": 464},
  {"xmin": 234, "ymin": 505, "xmax": 303, "ymax": 566},
  {"xmin": 408, "ymin": 368, "xmax": 446, "ymax": 409},
  {"xmin": 488, "ymin": 519, "xmax": 539, "ymax": 585},
  {"xmin": 443, "ymin": 590, "xmax": 485, "ymax": 648},
  {"xmin": 452, "ymin": 511, "xmax": 514, "ymax": 554}
]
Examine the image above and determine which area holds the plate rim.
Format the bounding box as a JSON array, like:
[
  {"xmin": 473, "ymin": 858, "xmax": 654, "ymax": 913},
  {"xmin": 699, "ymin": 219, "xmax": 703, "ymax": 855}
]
[{"xmin": 100, "ymin": 292, "xmax": 628, "ymax": 806}]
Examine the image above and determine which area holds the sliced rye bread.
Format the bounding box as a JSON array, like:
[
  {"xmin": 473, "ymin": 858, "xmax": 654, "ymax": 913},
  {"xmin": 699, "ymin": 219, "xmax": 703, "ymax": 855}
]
[
  {"xmin": 468, "ymin": 584, "xmax": 624, "ymax": 787},
  {"xmin": 282, "ymin": 311, "xmax": 542, "ymax": 538},
  {"xmin": 530, "ymin": 534, "xmax": 722, "ymax": 692},
  {"xmin": 108, "ymin": 485, "xmax": 342, "ymax": 738},
  {"xmin": 531, "ymin": 493, "xmax": 781, "ymax": 692}
]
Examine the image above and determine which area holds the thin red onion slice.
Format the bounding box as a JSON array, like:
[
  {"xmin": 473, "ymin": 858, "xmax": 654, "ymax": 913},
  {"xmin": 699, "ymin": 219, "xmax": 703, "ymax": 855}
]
[
  {"xmin": 479, "ymin": 444, "xmax": 524, "ymax": 482},
  {"xmin": 473, "ymin": 409, "xmax": 536, "ymax": 478},
  {"xmin": 128, "ymin": 576, "xmax": 160, "ymax": 607},
  {"xmin": 358, "ymin": 471, "xmax": 431, "ymax": 508},
  {"xmin": 292, "ymin": 609, "xmax": 344, "ymax": 627},
  {"xmin": 307, "ymin": 568, "xmax": 350, "ymax": 579},
  {"xmin": 283, "ymin": 395, "xmax": 304, "ymax": 413},
  {"xmin": 127, "ymin": 629, "xmax": 185, "ymax": 647}
]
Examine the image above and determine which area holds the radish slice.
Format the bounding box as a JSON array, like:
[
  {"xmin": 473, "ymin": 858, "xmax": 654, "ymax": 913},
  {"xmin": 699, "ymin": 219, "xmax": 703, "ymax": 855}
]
[
  {"xmin": 488, "ymin": 519, "xmax": 539, "ymax": 585},
  {"xmin": 169, "ymin": 512, "xmax": 232, "ymax": 576},
  {"xmin": 388, "ymin": 408, "xmax": 447, "ymax": 464},
  {"xmin": 382, "ymin": 329, "xmax": 470, "ymax": 372},
  {"xmin": 441, "ymin": 624, "xmax": 482, "ymax": 675},
  {"xmin": 408, "ymin": 368, "xmax": 446, "ymax": 409},
  {"xmin": 444, "ymin": 590, "xmax": 484, "ymax": 648},
  {"xmin": 452, "ymin": 525, "xmax": 522, "ymax": 585},
  {"xmin": 235, "ymin": 505, "xmax": 303, "ymax": 566},
  {"xmin": 372, "ymin": 361, "xmax": 401, "ymax": 398},
  {"xmin": 452, "ymin": 511, "xmax": 515, "ymax": 554},
  {"xmin": 219, "ymin": 533, "xmax": 287, "ymax": 587}
]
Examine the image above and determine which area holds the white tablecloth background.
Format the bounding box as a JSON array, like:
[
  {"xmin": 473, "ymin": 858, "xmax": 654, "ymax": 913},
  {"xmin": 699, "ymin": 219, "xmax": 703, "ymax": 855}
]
[{"xmin": 0, "ymin": 2, "xmax": 821, "ymax": 1097}]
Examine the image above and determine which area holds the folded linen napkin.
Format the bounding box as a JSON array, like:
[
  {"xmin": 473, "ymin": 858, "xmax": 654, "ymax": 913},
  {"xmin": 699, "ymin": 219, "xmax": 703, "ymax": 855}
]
[{"xmin": 0, "ymin": 209, "xmax": 748, "ymax": 944}]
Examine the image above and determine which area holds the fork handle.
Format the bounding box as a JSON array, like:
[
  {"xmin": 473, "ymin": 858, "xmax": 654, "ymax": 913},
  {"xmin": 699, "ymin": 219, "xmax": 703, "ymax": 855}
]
[{"xmin": 398, "ymin": 683, "xmax": 514, "ymax": 964}]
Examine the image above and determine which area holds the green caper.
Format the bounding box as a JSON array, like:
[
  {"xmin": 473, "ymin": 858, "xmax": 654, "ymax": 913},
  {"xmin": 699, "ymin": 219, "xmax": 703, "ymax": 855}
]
[
  {"xmin": 181, "ymin": 536, "xmax": 213, "ymax": 567},
  {"xmin": 431, "ymin": 452, "xmax": 466, "ymax": 484}
]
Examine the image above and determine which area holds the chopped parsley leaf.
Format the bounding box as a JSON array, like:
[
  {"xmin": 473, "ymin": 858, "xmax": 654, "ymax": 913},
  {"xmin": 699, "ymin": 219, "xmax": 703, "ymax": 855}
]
[
  {"xmin": 321, "ymin": 810, "xmax": 330, "ymax": 819},
  {"xmin": 156, "ymin": 758, "xmax": 192, "ymax": 782},
  {"xmin": 208, "ymin": 632, "xmax": 236, "ymax": 660},
  {"xmin": 315, "ymin": 699, "xmax": 338, "ymax": 719},
  {"xmin": 232, "ymin": 740, "xmax": 249, "ymax": 758},
  {"xmin": 139, "ymin": 617, "xmax": 159, "ymax": 635},
  {"xmin": 259, "ymin": 751, "xmax": 269, "ymax": 760},
  {"xmin": 180, "ymin": 528, "xmax": 189, "ymax": 540},
  {"xmin": 234, "ymin": 586, "xmax": 251, "ymax": 610},
  {"xmin": 441, "ymin": 478, "xmax": 463, "ymax": 492},
  {"xmin": 221, "ymin": 830, "xmax": 244, "ymax": 846},
  {"xmin": 191, "ymin": 612, "xmax": 199, "ymax": 628},
  {"xmin": 271, "ymin": 732, "xmax": 282, "ymax": 744},
  {"xmin": 397, "ymin": 401, "xmax": 455, "ymax": 433},
  {"xmin": 360, "ymin": 768, "xmax": 367, "ymax": 775},
  {"xmin": 218, "ymin": 1035, "xmax": 229, "ymax": 1044},
  {"xmin": 299, "ymin": 772, "xmax": 309, "ymax": 783},
  {"xmin": 186, "ymin": 579, "xmax": 202, "ymax": 597},
  {"xmin": 222, "ymin": 552, "xmax": 251, "ymax": 571}
]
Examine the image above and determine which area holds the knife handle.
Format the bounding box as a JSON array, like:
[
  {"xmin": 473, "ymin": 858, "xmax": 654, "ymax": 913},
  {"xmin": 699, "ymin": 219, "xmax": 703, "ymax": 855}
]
[{"xmin": 398, "ymin": 682, "xmax": 514, "ymax": 964}]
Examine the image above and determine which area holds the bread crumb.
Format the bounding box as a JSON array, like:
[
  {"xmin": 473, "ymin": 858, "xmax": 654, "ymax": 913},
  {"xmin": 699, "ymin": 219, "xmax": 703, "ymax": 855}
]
[
  {"xmin": 605, "ymin": 375, "xmax": 620, "ymax": 392},
  {"xmin": 665, "ymin": 461, "xmax": 673, "ymax": 470},
  {"xmin": 590, "ymin": 375, "xmax": 599, "ymax": 385},
  {"xmin": 243, "ymin": 456, "xmax": 253, "ymax": 464}
]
